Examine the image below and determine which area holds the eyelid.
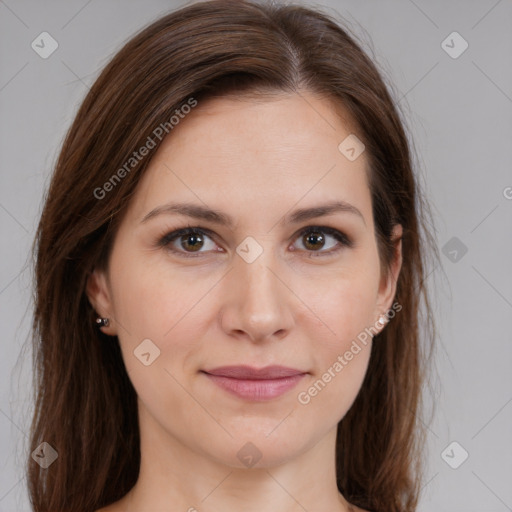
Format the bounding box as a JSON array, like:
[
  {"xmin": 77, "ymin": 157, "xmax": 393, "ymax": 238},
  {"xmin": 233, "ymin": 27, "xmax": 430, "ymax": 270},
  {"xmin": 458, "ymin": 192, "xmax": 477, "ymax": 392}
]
[{"xmin": 157, "ymin": 224, "xmax": 353, "ymax": 257}]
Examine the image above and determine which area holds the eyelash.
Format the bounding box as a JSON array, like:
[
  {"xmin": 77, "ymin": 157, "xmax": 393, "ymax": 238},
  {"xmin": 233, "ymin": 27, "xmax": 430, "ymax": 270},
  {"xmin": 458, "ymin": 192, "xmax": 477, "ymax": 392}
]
[{"xmin": 157, "ymin": 225, "xmax": 353, "ymax": 259}]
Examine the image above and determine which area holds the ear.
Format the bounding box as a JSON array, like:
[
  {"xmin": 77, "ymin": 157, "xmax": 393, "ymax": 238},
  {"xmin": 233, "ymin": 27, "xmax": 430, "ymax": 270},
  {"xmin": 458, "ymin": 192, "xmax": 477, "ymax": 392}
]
[
  {"xmin": 374, "ymin": 224, "xmax": 403, "ymax": 329},
  {"xmin": 85, "ymin": 267, "xmax": 117, "ymax": 335}
]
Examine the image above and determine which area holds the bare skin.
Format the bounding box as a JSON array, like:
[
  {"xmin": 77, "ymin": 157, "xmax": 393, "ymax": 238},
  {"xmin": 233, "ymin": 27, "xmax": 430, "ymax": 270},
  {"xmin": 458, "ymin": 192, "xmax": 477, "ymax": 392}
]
[{"xmin": 89, "ymin": 90, "xmax": 401, "ymax": 512}]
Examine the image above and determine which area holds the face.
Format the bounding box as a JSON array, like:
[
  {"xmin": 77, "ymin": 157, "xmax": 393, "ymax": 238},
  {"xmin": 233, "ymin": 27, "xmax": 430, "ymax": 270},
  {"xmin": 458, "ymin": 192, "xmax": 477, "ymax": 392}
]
[{"xmin": 87, "ymin": 91, "xmax": 402, "ymax": 469}]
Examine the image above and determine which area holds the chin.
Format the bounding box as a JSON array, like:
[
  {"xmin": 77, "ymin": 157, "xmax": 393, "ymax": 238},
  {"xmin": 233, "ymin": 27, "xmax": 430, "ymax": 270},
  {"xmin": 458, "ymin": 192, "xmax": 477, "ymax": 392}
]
[{"xmin": 200, "ymin": 419, "xmax": 319, "ymax": 470}]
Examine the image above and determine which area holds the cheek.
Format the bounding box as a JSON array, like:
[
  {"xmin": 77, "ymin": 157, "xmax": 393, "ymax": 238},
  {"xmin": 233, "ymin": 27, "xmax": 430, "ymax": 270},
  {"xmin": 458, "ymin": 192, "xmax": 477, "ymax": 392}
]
[
  {"xmin": 109, "ymin": 251, "xmax": 218, "ymax": 394},
  {"xmin": 313, "ymin": 263, "xmax": 379, "ymax": 351},
  {"xmin": 297, "ymin": 287, "xmax": 374, "ymax": 422},
  {"xmin": 295, "ymin": 263, "xmax": 378, "ymax": 415},
  {"xmin": 108, "ymin": 257, "xmax": 207, "ymax": 420},
  {"xmin": 299, "ymin": 346, "xmax": 371, "ymax": 424},
  {"xmin": 110, "ymin": 248, "xmax": 210, "ymax": 339}
]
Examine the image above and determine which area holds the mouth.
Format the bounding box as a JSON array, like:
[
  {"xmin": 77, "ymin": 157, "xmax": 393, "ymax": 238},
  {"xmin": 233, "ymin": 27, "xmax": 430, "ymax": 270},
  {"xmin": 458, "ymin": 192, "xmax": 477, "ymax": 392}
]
[{"xmin": 200, "ymin": 365, "xmax": 308, "ymax": 401}]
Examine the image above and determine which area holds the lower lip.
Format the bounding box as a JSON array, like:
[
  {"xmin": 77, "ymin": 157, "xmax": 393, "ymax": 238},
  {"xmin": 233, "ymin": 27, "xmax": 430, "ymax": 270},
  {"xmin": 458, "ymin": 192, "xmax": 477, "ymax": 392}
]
[{"xmin": 202, "ymin": 373, "xmax": 306, "ymax": 401}]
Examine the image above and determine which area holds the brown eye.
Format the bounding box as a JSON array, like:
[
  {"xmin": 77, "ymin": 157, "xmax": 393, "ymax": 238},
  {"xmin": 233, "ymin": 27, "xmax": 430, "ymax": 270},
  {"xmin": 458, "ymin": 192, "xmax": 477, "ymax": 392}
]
[
  {"xmin": 158, "ymin": 225, "xmax": 353, "ymax": 259},
  {"xmin": 159, "ymin": 227, "xmax": 219, "ymax": 257},
  {"xmin": 179, "ymin": 232, "xmax": 204, "ymax": 252},
  {"xmin": 293, "ymin": 226, "xmax": 353, "ymax": 257},
  {"xmin": 302, "ymin": 231, "xmax": 326, "ymax": 251}
]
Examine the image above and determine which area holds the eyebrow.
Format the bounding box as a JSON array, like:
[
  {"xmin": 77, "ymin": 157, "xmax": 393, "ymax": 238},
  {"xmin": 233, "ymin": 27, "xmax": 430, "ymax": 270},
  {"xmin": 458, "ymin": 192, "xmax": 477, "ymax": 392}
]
[{"xmin": 140, "ymin": 200, "xmax": 366, "ymax": 227}]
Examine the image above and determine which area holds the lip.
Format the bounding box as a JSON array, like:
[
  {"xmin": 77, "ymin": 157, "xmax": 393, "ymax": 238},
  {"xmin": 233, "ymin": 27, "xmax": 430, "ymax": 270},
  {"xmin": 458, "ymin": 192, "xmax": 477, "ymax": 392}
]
[{"xmin": 201, "ymin": 365, "xmax": 307, "ymax": 401}]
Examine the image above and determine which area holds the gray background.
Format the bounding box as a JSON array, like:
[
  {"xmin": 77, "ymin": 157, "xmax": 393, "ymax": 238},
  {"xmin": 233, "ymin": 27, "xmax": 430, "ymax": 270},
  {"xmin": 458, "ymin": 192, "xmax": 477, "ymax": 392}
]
[{"xmin": 1, "ymin": 0, "xmax": 511, "ymax": 510}]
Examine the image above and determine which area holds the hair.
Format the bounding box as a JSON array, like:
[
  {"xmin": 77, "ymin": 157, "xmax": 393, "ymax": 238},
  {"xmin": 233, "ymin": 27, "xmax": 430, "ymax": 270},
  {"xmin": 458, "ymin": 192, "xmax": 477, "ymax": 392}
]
[{"xmin": 26, "ymin": 1, "xmax": 439, "ymax": 510}]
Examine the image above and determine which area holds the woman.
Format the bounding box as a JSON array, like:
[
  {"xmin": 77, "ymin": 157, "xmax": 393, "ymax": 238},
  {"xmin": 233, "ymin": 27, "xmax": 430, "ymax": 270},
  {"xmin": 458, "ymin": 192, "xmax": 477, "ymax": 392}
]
[{"xmin": 27, "ymin": 0, "xmax": 438, "ymax": 510}]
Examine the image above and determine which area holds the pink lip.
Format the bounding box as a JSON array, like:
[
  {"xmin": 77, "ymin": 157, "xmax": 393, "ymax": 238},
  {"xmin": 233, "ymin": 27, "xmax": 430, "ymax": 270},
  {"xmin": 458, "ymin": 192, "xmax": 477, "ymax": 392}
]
[{"xmin": 201, "ymin": 365, "xmax": 307, "ymax": 401}]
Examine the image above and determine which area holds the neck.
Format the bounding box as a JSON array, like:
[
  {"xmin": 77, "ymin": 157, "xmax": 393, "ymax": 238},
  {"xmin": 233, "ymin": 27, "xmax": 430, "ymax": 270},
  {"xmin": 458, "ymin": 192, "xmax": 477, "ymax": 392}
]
[{"xmin": 121, "ymin": 407, "xmax": 355, "ymax": 512}]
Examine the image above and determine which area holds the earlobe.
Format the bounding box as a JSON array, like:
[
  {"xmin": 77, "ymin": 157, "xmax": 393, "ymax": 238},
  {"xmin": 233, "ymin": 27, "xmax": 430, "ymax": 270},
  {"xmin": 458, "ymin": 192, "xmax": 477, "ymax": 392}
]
[{"xmin": 86, "ymin": 268, "xmax": 116, "ymax": 334}]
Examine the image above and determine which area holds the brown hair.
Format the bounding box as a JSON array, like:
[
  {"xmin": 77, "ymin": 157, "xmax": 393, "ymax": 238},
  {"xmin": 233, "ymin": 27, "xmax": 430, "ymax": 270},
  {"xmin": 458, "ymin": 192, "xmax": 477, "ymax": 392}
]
[{"xmin": 27, "ymin": 1, "xmax": 439, "ymax": 510}]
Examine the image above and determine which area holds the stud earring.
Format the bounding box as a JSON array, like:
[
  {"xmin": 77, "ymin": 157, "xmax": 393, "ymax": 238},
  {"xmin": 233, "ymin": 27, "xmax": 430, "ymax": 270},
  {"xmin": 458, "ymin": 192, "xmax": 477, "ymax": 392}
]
[{"xmin": 96, "ymin": 317, "xmax": 110, "ymax": 327}]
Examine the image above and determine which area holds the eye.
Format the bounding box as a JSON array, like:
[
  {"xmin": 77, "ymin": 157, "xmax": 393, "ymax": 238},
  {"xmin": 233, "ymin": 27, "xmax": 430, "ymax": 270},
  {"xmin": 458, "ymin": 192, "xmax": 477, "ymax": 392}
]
[
  {"xmin": 158, "ymin": 226, "xmax": 220, "ymax": 257},
  {"xmin": 292, "ymin": 226, "xmax": 353, "ymax": 257},
  {"xmin": 158, "ymin": 225, "xmax": 353, "ymax": 258}
]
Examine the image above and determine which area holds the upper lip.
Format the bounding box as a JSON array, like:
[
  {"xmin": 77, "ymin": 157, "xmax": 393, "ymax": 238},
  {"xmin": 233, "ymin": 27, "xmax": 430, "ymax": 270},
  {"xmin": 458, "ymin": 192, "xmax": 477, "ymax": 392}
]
[{"xmin": 202, "ymin": 365, "xmax": 306, "ymax": 380}]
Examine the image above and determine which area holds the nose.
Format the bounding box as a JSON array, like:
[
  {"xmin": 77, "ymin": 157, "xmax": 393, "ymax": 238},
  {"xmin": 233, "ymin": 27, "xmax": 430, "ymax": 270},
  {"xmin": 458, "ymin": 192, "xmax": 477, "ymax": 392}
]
[{"xmin": 219, "ymin": 244, "xmax": 295, "ymax": 343}]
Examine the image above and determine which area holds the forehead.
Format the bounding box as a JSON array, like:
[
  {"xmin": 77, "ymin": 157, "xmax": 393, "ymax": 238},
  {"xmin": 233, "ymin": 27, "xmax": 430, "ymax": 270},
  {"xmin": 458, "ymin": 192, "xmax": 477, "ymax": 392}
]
[
  {"xmin": 167, "ymin": 91, "xmax": 361, "ymax": 151},
  {"xmin": 127, "ymin": 91, "xmax": 371, "ymax": 225}
]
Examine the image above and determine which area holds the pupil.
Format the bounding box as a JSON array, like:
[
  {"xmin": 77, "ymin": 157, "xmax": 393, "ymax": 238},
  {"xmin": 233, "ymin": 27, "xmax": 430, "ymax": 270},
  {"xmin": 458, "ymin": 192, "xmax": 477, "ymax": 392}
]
[{"xmin": 304, "ymin": 232, "xmax": 324, "ymax": 250}]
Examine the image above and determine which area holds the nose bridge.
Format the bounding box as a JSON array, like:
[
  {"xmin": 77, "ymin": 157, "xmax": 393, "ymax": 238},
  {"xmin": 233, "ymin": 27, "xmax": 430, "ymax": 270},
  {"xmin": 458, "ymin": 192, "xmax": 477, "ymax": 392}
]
[
  {"xmin": 243, "ymin": 254, "xmax": 278, "ymax": 298},
  {"xmin": 220, "ymin": 236, "xmax": 293, "ymax": 340},
  {"xmin": 236, "ymin": 237, "xmax": 283, "ymax": 308}
]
